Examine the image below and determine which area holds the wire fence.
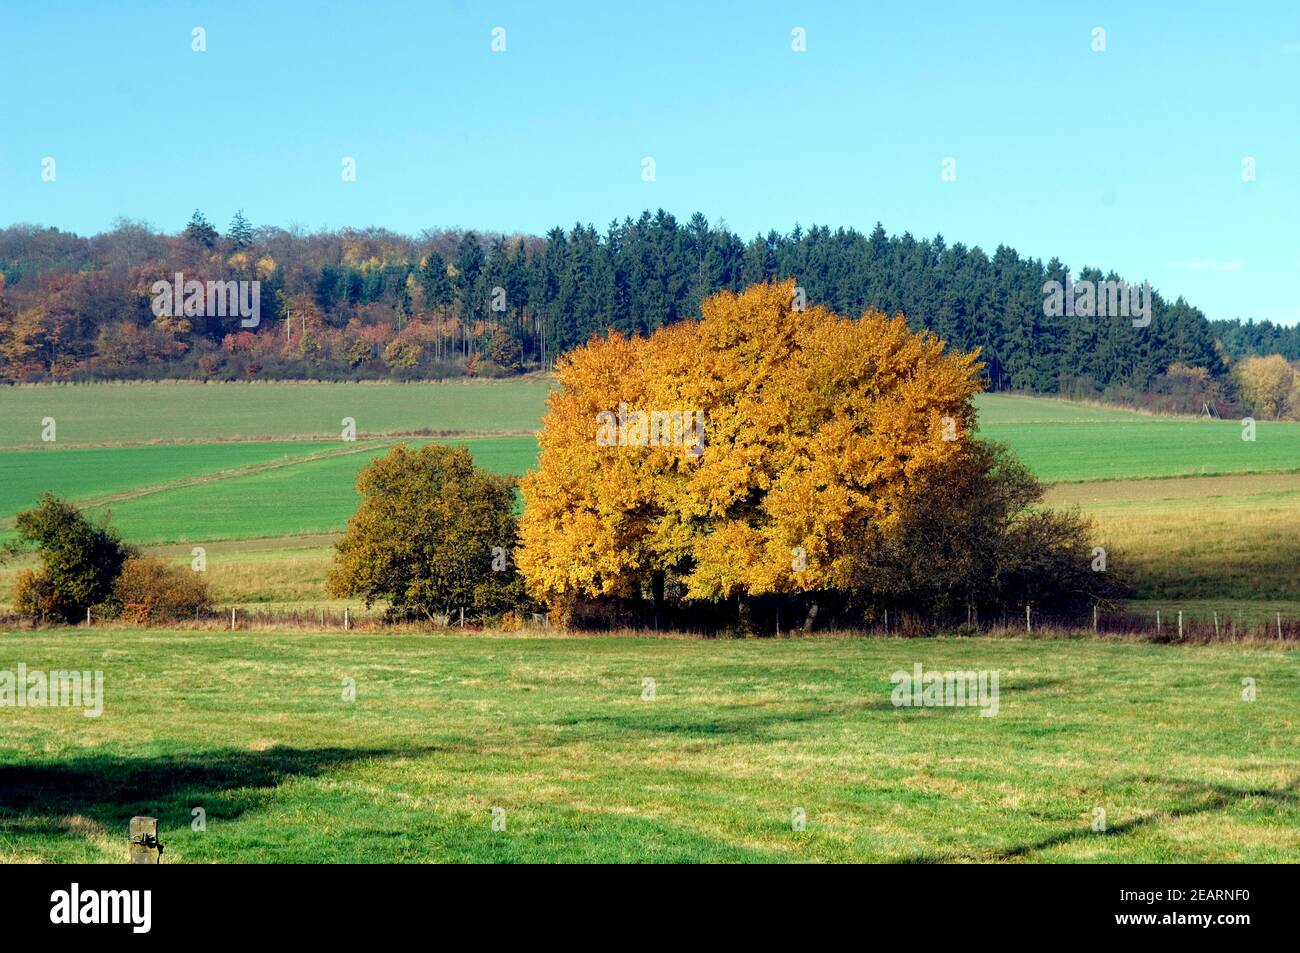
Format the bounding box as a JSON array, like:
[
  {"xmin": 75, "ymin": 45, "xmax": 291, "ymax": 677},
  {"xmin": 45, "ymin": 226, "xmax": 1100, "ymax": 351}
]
[{"xmin": 0, "ymin": 604, "xmax": 1295, "ymax": 642}]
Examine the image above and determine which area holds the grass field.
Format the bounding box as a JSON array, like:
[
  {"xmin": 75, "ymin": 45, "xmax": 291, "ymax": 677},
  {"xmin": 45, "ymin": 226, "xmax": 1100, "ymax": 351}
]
[
  {"xmin": 1047, "ymin": 475, "xmax": 1300, "ymax": 605},
  {"xmin": 1, "ymin": 631, "xmax": 1294, "ymax": 863},
  {"xmin": 0, "ymin": 377, "xmax": 555, "ymax": 447}
]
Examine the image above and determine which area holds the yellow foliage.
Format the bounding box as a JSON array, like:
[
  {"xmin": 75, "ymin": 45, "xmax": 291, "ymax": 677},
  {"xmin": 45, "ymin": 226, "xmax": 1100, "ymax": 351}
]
[
  {"xmin": 517, "ymin": 280, "xmax": 984, "ymax": 612},
  {"xmin": 1231, "ymin": 354, "xmax": 1297, "ymax": 419}
]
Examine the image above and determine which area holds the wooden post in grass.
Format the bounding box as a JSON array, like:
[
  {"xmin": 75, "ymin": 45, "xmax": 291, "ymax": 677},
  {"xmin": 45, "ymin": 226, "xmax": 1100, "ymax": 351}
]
[
  {"xmin": 129, "ymin": 816, "xmax": 161, "ymax": 864},
  {"xmin": 1025, "ymin": 604, "xmax": 1031, "ymax": 634},
  {"xmin": 1093, "ymin": 605, "xmax": 1098, "ymax": 633},
  {"xmin": 1278, "ymin": 612, "xmax": 1284, "ymax": 641},
  {"xmin": 86, "ymin": 606, "xmax": 91, "ymax": 627},
  {"xmin": 1214, "ymin": 612, "xmax": 1220, "ymax": 639},
  {"xmin": 344, "ymin": 608, "xmax": 349, "ymax": 631},
  {"xmin": 1156, "ymin": 610, "xmax": 1161, "ymax": 635},
  {"xmin": 230, "ymin": 608, "xmax": 236, "ymax": 630},
  {"xmin": 1177, "ymin": 610, "xmax": 1183, "ymax": 641},
  {"xmin": 459, "ymin": 607, "xmax": 464, "ymax": 628}
]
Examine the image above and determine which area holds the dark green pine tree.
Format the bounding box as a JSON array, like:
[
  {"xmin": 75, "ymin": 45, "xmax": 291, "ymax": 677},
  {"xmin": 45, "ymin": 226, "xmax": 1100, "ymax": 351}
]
[
  {"xmin": 227, "ymin": 209, "xmax": 255, "ymax": 249},
  {"xmin": 453, "ymin": 232, "xmax": 486, "ymax": 322},
  {"xmin": 183, "ymin": 209, "xmax": 219, "ymax": 248},
  {"xmin": 420, "ymin": 251, "xmax": 453, "ymax": 318}
]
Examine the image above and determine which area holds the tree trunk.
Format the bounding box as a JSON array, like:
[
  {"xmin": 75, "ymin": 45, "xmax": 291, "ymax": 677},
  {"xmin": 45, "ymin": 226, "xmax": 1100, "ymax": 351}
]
[{"xmin": 650, "ymin": 570, "xmax": 665, "ymax": 629}]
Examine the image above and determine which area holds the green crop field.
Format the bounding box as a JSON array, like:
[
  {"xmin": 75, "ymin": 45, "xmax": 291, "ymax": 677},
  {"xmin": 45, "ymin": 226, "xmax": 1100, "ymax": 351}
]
[
  {"xmin": 975, "ymin": 394, "xmax": 1300, "ymax": 483},
  {"xmin": 0, "ymin": 377, "xmax": 555, "ymax": 447},
  {"xmin": 0, "ymin": 630, "xmax": 1294, "ymax": 863},
  {"xmin": 976, "ymin": 418, "xmax": 1300, "ymax": 483},
  {"xmin": 0, "ymin": 441, "xmax": 343, "ymax": 522},
  {"xmin": 78, "ymin": 436, "xmax": 537, "ymax": 545}
]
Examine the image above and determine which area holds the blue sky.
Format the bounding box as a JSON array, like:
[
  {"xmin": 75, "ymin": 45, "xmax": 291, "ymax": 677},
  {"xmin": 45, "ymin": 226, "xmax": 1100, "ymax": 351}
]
[{"xmin": 2, "ymin": 1, "xmax": 1297, "ymax": 323}]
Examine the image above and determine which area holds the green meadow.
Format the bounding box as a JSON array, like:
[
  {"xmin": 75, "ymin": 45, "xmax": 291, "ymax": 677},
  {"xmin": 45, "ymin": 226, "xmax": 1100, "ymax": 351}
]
[{"xmin": 1, "ymin": 631, "xmax": 1294, "ymax": 863}]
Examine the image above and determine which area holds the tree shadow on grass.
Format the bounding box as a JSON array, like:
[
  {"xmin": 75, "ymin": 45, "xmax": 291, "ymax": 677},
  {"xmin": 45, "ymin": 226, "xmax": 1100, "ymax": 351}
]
[
  {"xmin": 0, "ymin": 745, "xmax": 443, "ymax": 840},
  {"xmin": 899, "ymin": 775, "xmax": 1300, "ymax": 863},
  {"xmin": 550, "ymin": 697, "xmax": 899, "ymax": 743}
]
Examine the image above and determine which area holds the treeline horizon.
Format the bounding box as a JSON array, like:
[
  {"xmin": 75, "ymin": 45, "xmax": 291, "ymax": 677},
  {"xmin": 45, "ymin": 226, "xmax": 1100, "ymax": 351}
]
[{"xmin": 1, "ymin": 211, "xmax": 1296, "ymax": 396}]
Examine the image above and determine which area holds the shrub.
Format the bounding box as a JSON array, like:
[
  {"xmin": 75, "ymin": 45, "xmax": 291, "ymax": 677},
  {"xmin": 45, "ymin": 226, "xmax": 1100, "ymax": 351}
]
[
  {"xmin": 487, "ymin": 328, "xmax": 523, "ymax": 373},
  {"xmin": 9, "ymin": 493, "xmax": 135, "ymax": 623},
  {"xmin": 859, "ymin": 441, "xmax": 1128, "ymax": 622},
  {"xmin": 112, "ymin": 556, "xmax": 211, "ymax": 623},
  {"xmin": 13, "ymin": 569, "xmax": 58, "ymax": 618}
]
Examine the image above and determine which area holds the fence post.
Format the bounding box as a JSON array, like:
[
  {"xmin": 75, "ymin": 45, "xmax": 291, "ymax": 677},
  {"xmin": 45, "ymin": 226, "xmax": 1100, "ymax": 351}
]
[
  {"xmin": 1092, "ymin": 604, "xmax": 1098, "ymax": 633},
  {"xmin": 1278, "ymin": 612, "xmax": 1284, "ymax": 641},
  {"xmin": 1214, "ymin": 612, "xmax": 1220, "ymax": 639},
  {"xmin": 344, "ymin": 607, "xmax": 349, "ymax": 631},
  {"xmin": 459, "ymin": 607, "xmax": 464, "ymax": 628},
  {"xmin": 1025, "ymin": 604, "xmax": 1031, "ymax": 634},
  {"xmin": 230, "ymin": 608, "xmax": 236, "ymax": 630},
  {"xmin": 1156, "ymin": 610, "xmax": 1161, "ymax": 635},
  {"xmin": 1177, "ymin": 610, "xmax": 1183, "ymax": 641},
  {"xmin": 129, "ymin": 816, "xmax": 161, "ymax": 864}
]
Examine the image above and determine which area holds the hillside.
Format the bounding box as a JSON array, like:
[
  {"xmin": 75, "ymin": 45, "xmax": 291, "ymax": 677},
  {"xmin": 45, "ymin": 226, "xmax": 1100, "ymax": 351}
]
[{"xmin": 0, "ymin": 214, "xmax": 1238, "ymax": 398}]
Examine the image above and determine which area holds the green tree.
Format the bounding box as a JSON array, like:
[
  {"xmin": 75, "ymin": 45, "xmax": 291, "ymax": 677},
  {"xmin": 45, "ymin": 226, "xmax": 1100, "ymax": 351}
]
[
  {"xmin": 419, "ymin": 251, "xmax": 453, "ymax": 316},
  {"xmin": 453, "ymin": 233, "xmax": 485, "ymax": 316},
  {"xmin": 227, "ymin": 209, "xmax": 255, "ymax": 249},
  {"xmin": 327, "ymin": 445, "xmax": 524, "ymax": 622},
  {"xmin": 8, "ymin": 493, "xmax": 135, "ymax": 622},
  {"xmin": 182, "ymin": 209, "xmax": 219, "ymax": 248}
]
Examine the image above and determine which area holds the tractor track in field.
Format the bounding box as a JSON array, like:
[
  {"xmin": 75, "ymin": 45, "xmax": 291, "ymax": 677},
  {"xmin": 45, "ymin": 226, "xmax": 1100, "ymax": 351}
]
[{"xmin": 0, "ymin": 429, "xmax": 538, "ymax": 451}]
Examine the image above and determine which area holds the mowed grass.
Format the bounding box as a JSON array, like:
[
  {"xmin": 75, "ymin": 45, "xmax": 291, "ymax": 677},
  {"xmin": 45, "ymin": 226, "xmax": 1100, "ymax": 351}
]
[
  {"xmin": 1, "ymin": 631, "xmax": 1295, "ymax": 864},
  {"xmin": 0, "ymin": 377, "xmax": 555, "ymax": 447}
]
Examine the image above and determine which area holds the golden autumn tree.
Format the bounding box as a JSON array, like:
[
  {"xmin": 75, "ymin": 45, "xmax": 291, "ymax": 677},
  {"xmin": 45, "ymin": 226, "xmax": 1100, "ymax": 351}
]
[
  {"xmin": 517, "ymin": 280, "xmax": 984, "ymax": 625},
  {"xmin": 1231, "ymin": 354, "xmax": 1296, "ymax": 420}
]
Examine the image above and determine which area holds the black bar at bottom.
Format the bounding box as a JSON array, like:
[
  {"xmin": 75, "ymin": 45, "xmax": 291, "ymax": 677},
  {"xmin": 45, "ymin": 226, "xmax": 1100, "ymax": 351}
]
[{"xmin": 0, "ymin": 863, "xmax": 1287, "ymax": 941}]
